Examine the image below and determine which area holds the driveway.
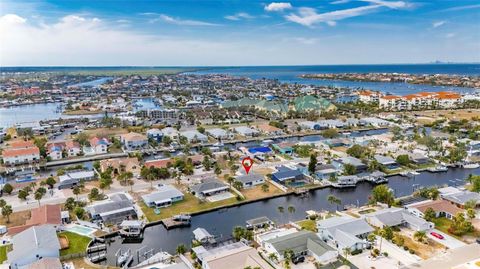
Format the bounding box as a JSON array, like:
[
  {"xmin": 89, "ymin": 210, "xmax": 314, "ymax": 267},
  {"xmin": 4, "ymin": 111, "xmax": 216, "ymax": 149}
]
[{"xmin": 427, "ymin": 229, "xmax": 466, "ymax": 249}]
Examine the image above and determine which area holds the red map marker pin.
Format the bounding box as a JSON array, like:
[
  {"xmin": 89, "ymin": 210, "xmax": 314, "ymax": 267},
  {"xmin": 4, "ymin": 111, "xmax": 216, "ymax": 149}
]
[{"xmin": 242, "ymin": 157, "xmax": 254, "ymax": 174}]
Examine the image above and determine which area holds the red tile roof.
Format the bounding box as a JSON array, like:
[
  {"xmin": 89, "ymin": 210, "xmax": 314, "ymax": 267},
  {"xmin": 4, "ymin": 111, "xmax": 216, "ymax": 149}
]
[{"xmin": 2, "ymin": 147, "xmax": 40, "ymax": 158}]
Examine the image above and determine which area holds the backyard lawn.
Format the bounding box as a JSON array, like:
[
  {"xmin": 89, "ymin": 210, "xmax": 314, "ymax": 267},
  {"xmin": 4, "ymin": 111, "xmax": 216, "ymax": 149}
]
[
  {"xmin": 241, "ymin": 182, "xmax": 283, "ymax": 200},
  {"xmin": 0, "ymin": 245, "xmax": 11, "ymax": 263},
  {"xmin": 297, "ymin": 219, "xmax": 317, "ymax": 232},
  {"xmin": 141, "ymin": 193, "xmax": 239, "ymax": 221},
  {"xmin": 58, "ymin": 231, "xmax": 92, "ymax": 256}
]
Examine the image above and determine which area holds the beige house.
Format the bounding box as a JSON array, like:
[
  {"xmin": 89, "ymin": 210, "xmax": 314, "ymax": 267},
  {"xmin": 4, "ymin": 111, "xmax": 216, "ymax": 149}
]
[{"xmin": 100, "ymin": 157, "xmax": 140, "ymax": 176}]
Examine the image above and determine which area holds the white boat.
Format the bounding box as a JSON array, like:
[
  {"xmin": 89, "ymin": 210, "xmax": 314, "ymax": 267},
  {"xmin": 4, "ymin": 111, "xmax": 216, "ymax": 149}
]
[
  {"xmin": 463, "ymin": 163, "xmax": 480, "ymax": 169},
  {"xmin": 117, "ymin": 252, "xmax": 129, "ymax": 266},
  {"xmin": 427, "ymin": 165, "xmax": 448, "ymax": 172},
  {"xmin": 400, "ymin": 170, "xmax": 419, "ymax": 177}
]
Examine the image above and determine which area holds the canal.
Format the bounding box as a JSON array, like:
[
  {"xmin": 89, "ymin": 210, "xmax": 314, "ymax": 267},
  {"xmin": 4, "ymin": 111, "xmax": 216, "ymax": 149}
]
[{"xmin": 99, "ymin": 166, "xmax": 480, "ymax": 266}]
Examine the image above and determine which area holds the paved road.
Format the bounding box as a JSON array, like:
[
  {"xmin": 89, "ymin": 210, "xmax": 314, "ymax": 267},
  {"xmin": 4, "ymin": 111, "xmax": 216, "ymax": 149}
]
[{"xmin": 427, "ymin": 229, "xmax": 466, "ymax": 249}]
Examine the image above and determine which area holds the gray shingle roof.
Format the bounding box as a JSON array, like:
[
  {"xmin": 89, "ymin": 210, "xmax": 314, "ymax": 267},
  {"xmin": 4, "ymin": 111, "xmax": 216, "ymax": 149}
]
[
  {"xmin": 235, "ymin": 173, "xmax": 264, "ymax": 184},
  {"xmin": 8, "ymin": 225, "xmax": 60, "ymax": 264},
  {"xmin": 267, "ymin": 230, "xmax": 334, "ymax": 256}
]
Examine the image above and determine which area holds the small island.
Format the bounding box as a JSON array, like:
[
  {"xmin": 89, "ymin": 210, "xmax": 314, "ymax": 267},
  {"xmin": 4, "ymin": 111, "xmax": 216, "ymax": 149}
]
[{"xmin": 300, "ymin": 73, "xmax": 480, "ymax": 88}]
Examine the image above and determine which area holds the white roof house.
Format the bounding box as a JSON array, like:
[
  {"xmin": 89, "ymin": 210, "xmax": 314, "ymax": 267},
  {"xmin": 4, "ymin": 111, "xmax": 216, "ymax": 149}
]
[
  {"xmin": 206, "ymin": 128, "xmax": 233, "ymax": 140},
  {"xmin": 180, "ymin": 130, "xmax": 208, "ymax": 143},
  {"xmin": 317, "ymin": 215, "xmax": 374, "ymax": 251},
  {"xmin": 8, "ymin": 225, "xmax": 60, "ymax": 269},
  {"xmin": 365, "ymin": 207, "xmax": 434, "ymax": 232},
  {"xmin": 234, "ymin": 126, "xmax": 259, "ymax": 137},
  {"xmin": 142, "ymin": 185, "xmax": 184, "ymax": 207}
]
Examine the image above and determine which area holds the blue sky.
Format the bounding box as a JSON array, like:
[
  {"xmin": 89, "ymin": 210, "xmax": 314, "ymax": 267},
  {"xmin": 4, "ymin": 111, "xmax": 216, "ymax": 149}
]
[{"xmin": 1, "ymin": 0, "xmax": 479, "ymax": 66}]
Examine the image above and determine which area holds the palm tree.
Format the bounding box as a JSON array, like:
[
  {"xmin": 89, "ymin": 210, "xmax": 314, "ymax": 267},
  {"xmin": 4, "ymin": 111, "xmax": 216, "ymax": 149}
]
[
  {"xmin": 414, "ymin": 231, "xmax": 426, "ymax": 243},
  {"xmin": 378, "ymin": 229, "xmax": 386, "ymax": 253},
  {"xmin": 176, "ymin": 244, "xmax": 186, "ymax": 255},
  {"xmin": 2, "ymin": 205, "xmax": 12, "ymax": 223},
  {"xmin": 278, "ymin": 206, "xmax": 285, "ymax": 224},
  {"xmin": 343, "ymin": 247, "xmax": 351, "ymax": 264},
  {"xmin": 268, "ymin": 253, "xmax": 278, "ymax": 263},
  {"xmin": 327, "ymin": 195, "xmax": 341, "ymax": 211},
  {"xmin": 287, "ymin": 205, "xmax": 296, "ymax": 222},
  {"xmin": 73, "ymin": 186, "xmax": 81, "ymax": 201}
]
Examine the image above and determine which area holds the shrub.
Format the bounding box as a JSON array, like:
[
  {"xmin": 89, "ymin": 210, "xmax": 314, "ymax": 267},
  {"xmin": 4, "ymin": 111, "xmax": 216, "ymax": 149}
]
[
  {"xmin": 403, "ymin": 246, "xmax": 409, "ymax": 251},
  {"xmin": 383, "ymin": 252, "xmax": 388, "ymax": 257},
  {"xmin": 409, "ymin": 249, "xmax": 415, "ymax": 254},
  {"xmin": 351, "ymin": 249, "xmax": 363, "ymax": 255}
]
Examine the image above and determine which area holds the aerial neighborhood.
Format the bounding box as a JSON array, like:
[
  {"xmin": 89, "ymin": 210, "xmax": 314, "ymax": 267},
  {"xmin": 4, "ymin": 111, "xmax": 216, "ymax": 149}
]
[{"xmin": 0, "ymin": 70, "xmax": 479, "ymax": 269}]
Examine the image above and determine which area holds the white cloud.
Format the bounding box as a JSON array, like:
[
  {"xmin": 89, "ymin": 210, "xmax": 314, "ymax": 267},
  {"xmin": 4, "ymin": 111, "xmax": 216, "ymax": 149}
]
[
  {"xmin": 225, "ymin": 12, "xmax": 254, "ymax": 21},
  {"xmin": 265, "ymin": 2, "xmax": 293, "ymax": 12},
  {"xmin": 285, "ymin": 0, "xmax": 412, "ymax": 27},
  {"xmin": 432, "ymin": 21, "xmax": 446, "ymax": 28},
  {"xmin": 0, "ymin": 13, "xmax": 27, "ymax": 24},
  {"xmin": 152, "ymin": 14, "xmax": 220, "ymax": 26},
  {"xmin": 445, "ymin": 33, "xmax": 456, "ymax": 38},
  {"xmin": 285, "ymin": 5, "xmax": 380, "ymax": 27},
  {"xmin": 331, "ymin": 0, "xmax": 351, "ymax": 4},
  {"xmin": 292, "ymin": 37, "xmax": 319, "ymax": 44},
  {"xmin": 360, "ymin": 0, "xmax": 412, "ymax": 9}
]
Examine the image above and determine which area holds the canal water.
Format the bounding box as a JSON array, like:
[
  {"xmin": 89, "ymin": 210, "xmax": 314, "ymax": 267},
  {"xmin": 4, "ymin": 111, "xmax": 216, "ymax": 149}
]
[{"xmin": 100, "ymin": 166, "xmax": 480, "ymax": 266}]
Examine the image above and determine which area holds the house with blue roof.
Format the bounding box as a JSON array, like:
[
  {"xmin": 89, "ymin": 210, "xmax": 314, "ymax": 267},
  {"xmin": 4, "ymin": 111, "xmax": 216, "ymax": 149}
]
[
  {"xmin": 271, "ymin": 165, "xmax": 305, "ymax": 185},
  {"xmin": 248, "ymin": 146, "xmax": 272, "ymax": 155}
]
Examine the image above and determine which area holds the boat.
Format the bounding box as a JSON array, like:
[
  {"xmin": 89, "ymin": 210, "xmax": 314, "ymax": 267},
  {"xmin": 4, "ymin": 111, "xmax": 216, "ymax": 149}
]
[
  {"xmin": 172, "ymin": 214, "xmax": 191, "ymax": 222},
  {"xmin": 117, "ymin": 251, "xmax": 129, "ymax": 266},
  {"xmin": 427, "ymin": 165, "xmax": 448, "ymax": 173},
  {"xmin": 400, "ymin": 170, "xmax": 420, "ymax": 177},
  {"xmin": 462, "ymin": 163, "xmax": 480, "ymax": 169}
]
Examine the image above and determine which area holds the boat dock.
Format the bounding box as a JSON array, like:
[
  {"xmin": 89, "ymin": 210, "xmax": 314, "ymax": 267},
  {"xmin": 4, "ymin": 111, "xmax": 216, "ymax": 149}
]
[
  {"xmin": 162, "ymin": 218, "xmax": 191, "ymax": 229},
  {"xmin": 89, "ymin": 251, "xmax": 107, "ymax": 263}
]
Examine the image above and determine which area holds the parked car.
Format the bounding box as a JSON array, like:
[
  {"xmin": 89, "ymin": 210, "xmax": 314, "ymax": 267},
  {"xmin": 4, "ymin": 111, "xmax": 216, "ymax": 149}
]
[
  {"xmin": 292, "ymin": 256, "xmax": 305, "ymax": 264},
  {"xmin": 430, "ymin": 232, "xmax": 444, "ymax": 239}
]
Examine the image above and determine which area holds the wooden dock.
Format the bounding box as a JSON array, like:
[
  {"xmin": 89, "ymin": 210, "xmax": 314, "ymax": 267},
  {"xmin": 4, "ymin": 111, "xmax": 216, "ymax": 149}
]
[{"xmin": 162, "ymin": 218, "xmax": 191, "ymax": 229}]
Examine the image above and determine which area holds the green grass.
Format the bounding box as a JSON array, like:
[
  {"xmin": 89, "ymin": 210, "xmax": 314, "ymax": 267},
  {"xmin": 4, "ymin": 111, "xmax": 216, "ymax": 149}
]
[
  {"xmin": 358, "ymin": 209, "xmax": 376, "ymax": 214},
  {"xmin": 0, "ymin": 245, "xmax": 11, "ymax": 263},
  {"xmin": 58, "ymin": 231, "xmax": 92, "ymax": 256},
  {"xmin": 432, "ymin": 217, "xmax": 480, "ymax": 240},
  {"xmin": 141, "ymin": 193, "xmax": 239, "ymax": 221},
  {"xmin": 297, "ymin": 219, "xmax": 317, "ymax": 232}
]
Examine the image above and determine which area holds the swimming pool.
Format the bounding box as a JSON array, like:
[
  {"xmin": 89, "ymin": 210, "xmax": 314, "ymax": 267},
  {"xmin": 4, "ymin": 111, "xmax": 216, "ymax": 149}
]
[{"xmin": 66, "ymin": 224, "xmax": 96, "ymax": 236}]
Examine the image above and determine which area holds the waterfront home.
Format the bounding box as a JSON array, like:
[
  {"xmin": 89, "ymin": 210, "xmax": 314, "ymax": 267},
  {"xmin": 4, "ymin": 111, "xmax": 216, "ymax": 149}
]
[
  {"xmin": 7, "ymin": 225, "xmax": 61, "ymax": 269},
  {"xmin": 190, "ymin": 178, "xmax": 230, "ymax": 199},
  {"xmin": 334, "ymin": 175, "xmax": 359, "ymax": 188},
  {"xmin": 235, "ymin": 173, "xmax": 265, "ymax": 188},
  {"xmin": 315, "ymin": 164, "xmax": 339, "ymax": 180},
  {"xmin": 100, "ymin": 157, "xmax": 140, "ymax": 176},
  {"xmin": 192, "ymin": 227, "xmax": 215, "ymax": 244},
  {"xmin": 161, "ymin": 127, "xmax": 179, "ymax": 140},
  {"xmin": 144, "ymin": 158, "xmax": 173, "ymax": 169},
  {"xmin": 365, "ymin": 207, "xmax": 434, "ymax": 232},
  {"xmin": 46, "ymin": 142, "xmax": 64, "ymax": 160},
  {"xmin": 333, "ymin": 157, "xmax": 367, "ymax": 173},
  {"xmin": 192, "ymin": 242, "xmax": 271, "ymax": 269},
  {"xmin": 246, "ymin": 216, "xmax": 274, "ymax": 229},
  {"xmin": 120, "ymin": 132, "xmax": 148, "ymax": 151},
  {"xmin": 58, "ymin": 170, "xmax": 95, "ymax": 189},
  {"xmin": 272, "ymin": 142, "xmax": 294, "ymax": 155},
  {"xmin": 234, "ymin": 126, "xmax": 260, "ymax": 137},
  {"xmin": 2, "ymin": 146, "xmax": 40, "ymax": 166},
  {"xmin": 406, "ymin": 199, "xmax": 464, "ymax": 220},
  {"xmin": 142, "ymin": 184, "xmax": 184, "ymax": 208},
  {"xmin": 271, "ymin": 165, "xmax": 305, "ymax": 185},
  {"xmin": 374, "ymin": 154, "xmax": 399, "ymax": 169},
  {"xmin": 408, "ymin": 152, "xmax": 430, "ymax": 164},
  {"xmin": 359, "ymin": 117, "xmax": 392, "ymax": 128},
  {"xmin": 206, "ymin": 128, "xmax": 234, "ymax": 140},
  {"xmin": 255, "ymin": 124, "xmax": 284, "ymax": 136},
  {"xmin": 317, "ymin": 215, "xmax": 374, "ymax": 251},
  {"xmin": 263, "ymin": 230, "xmax": 338, "ymax": 264},
  {"xmin": 180, "ymin": 130, "xmax": 208, "ymax": 143},
  {"xmin": 86, "ymin": 193, "xmax": 137, "ymax": 224},
  {"xmin": 247, "ymin": 146, "xmax": 272, "ymax": 156},
  {"xmin": 318, "ymin": 119, "xmax": 346, "ymax": 129},
  {"xmin": 442, "ymin": 190, "xmax": 480, "ymax": 209},
  {"xmin": 299, "ymin": 121, "xmax": 321, "ymax": 130},
  {"xmin": 325, "ymin": 138, "xmax": 351, "ymax": 148},
  {"xmin": 8, "ymin": 204, "xmax": 62, "ymax": 236},
  {"xmin": 65, "ymin": 140, "xmax": 82, "ymax": 157},
  {"xmin": 146, "ymin": 128, "xmax": 163, "ymax": 142},
  {"xmin": 89, "ymin": 137, "xmax": 109, "ymax": 154},
  {"xmin": 357, "ymin": 90, "xmax": 383, "ymax": 103}
]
